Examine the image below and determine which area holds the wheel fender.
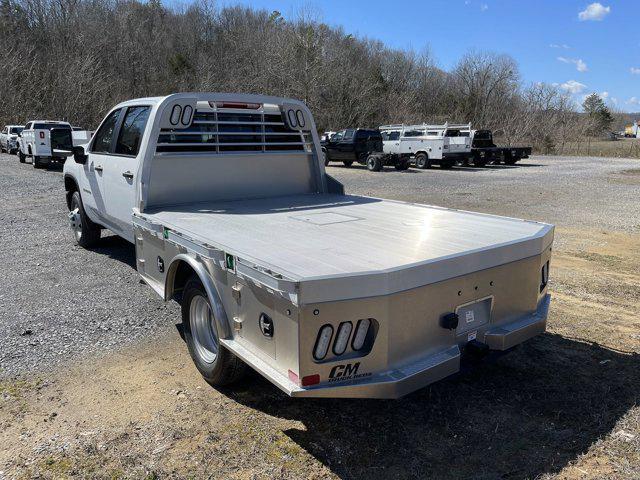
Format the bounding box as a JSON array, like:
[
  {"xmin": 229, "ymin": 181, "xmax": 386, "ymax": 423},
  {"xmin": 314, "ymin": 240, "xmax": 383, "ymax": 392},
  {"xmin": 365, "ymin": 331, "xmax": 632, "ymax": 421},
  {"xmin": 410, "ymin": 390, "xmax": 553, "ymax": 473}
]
[{"xmin": 164, "ymin": 254, "xmax": 232, "ymax": 340}]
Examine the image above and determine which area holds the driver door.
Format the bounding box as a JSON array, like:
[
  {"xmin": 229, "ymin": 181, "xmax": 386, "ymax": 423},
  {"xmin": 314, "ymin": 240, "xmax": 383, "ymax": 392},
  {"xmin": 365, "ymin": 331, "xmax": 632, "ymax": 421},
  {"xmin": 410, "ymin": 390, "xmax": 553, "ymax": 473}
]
[{"xmin": 81, "ymin": 109, "xmax": 122, "ymax": 225}]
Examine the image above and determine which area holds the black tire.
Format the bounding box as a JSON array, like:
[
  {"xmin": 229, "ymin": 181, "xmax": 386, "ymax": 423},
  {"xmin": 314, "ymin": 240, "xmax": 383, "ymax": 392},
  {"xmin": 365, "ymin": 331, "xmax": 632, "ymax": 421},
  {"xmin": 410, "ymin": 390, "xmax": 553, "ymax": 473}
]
[
  {"xmin": 366, "ymin": 155, "xmax": 382, "ymax": 172},
  {"xmin": 69, "ymin": 191, "xmax": 101, "ymax": 248},
  {"xmin": 343, "ymin": 160, "xmax": 353, "ymax": 167},
  {"xmin": 415, "ymin": 153, "xmax": 430, "ymax": 169},
  {"xmin": 394, "ymin": 159, "xmax": 410, "ymax": 171},
  {"xmin": 18, "ymin": 151, "xmax": 26, "ymax": 163},
  {"xmin": 182, "ymin": 276, "xmax": 246, "ymax": 386},
  {"xmin": 504, "ymin": 156, "xmax": 519, "ymax": 165},
  {"xmin": 33, "ymin": 156, "xmax": 44, "ymax": 169}
]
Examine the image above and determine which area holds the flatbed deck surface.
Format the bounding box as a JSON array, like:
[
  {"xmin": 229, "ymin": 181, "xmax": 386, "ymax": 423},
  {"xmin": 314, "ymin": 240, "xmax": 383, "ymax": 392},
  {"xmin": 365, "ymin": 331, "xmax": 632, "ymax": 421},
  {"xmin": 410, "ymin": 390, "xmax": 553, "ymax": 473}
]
[{"xmin": 143, "ymin": 194, "xmax": 552, "ymax": 281}]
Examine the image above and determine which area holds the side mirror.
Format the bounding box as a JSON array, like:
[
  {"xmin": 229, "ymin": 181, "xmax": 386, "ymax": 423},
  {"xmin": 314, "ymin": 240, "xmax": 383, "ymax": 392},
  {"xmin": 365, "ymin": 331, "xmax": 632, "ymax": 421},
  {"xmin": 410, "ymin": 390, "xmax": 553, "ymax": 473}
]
[{"xmin": 73, "ymin": 146, "xmax": 88, "ymax": 164}]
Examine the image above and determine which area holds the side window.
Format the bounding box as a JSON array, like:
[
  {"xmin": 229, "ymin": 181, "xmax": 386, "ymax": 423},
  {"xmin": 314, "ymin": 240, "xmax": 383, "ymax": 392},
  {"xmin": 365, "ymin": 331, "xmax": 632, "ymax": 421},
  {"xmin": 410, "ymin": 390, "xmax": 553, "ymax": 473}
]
[
  {"xmin": 332, "ymin": 131, "xmax": 344, "ymax": 141},
  {"xmin": 92, "ymin": 109, "xmax": 121, "ymax": 153},
  {"xmin": 115, "ymin": 106, "xmax": 150, "ymax": 156},
  {"xmin": 390, "ymin": 131, "xmax": 400, "ymax": 141},
  {"xmin": 343, "ymin": 129, "xmax": 355, "ymax": 140}
]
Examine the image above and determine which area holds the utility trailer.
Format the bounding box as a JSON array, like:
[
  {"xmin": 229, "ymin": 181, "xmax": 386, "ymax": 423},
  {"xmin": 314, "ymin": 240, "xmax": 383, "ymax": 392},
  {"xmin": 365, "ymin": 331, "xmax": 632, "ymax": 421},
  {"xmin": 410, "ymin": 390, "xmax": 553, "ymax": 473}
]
[
  {"xmin": 18, "ymin": 120, "xmax": 74, "ymax": 168},
  {"xmin": 63, "ymin": 93, "xmax": 553, "ymax": 399},
  {"xmin": 466, "ymin": 129, "xmax": 532, "ymax": 167},
  {"xmin": 380, "ymin": 123, "xmax": 472, "ymax": 169}
]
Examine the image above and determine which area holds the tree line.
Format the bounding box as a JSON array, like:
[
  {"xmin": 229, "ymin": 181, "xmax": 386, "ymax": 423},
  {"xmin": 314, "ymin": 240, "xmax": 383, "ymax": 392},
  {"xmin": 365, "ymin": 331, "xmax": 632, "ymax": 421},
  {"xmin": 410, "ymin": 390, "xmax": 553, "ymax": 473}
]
[{"xmin": 0, "ymin": 0, "xmax": 623, "ymax": 153}]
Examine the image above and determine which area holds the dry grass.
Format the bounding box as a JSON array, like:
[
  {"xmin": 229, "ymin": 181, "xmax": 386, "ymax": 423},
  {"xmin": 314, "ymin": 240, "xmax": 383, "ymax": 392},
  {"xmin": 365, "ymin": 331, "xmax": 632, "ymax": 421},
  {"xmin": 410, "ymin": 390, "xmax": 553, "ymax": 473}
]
[
  {"xmin": 546, "ymin": 138, "xmax": 640, "ymax": 159},
  {"xmin": 1, "ymin": 228, "xmax": 639, "ymax": 479}
]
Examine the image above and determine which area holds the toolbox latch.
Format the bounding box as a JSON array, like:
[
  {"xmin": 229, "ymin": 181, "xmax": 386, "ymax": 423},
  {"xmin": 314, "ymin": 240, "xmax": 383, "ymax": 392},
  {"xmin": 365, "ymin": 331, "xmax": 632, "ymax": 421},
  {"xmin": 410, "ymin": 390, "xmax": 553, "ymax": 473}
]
[{"xmin": 440, "ymin": 312, "xmax": 459, "ymax": 330}]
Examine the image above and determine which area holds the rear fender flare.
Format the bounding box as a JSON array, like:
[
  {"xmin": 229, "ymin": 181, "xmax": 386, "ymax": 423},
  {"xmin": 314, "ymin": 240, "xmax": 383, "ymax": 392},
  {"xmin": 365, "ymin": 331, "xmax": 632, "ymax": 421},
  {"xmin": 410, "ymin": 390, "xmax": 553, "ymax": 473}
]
[{"xmin": 165, "ymin": 254, "xmax": 232, "ymax": 340}]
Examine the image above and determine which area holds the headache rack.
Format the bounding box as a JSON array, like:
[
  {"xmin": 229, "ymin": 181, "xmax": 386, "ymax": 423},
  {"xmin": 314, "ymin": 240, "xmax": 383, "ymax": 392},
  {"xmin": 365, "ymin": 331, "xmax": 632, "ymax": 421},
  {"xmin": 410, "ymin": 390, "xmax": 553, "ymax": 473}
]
[{"xmin": 156, "ymin": 103, "xmax": 313, "ymax": 154}]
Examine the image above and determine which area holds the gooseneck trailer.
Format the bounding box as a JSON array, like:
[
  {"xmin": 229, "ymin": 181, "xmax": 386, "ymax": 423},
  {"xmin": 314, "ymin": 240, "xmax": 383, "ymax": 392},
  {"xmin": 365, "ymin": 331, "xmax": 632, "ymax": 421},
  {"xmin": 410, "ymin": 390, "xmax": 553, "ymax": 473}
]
[{"xmin": 63, "ymin": 93, "xmax": 553, "ymax": 398}]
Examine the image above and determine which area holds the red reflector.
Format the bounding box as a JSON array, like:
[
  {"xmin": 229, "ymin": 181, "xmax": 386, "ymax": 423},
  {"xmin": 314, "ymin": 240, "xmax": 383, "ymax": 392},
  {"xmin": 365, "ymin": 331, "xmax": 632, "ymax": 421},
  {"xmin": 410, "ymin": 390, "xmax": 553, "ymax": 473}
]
[
  {"xmin": 210, "ymin": 101, "xmax": 261, "ymax": 110},
  {"xmin": 39, "ymin": 132, "xmax": 45, "ymax": 139},
  {"xmin": 288, "ymin": 369, "xmax": 299, "ymax": 385},
  {"xmin": 301, "ymin": 374, "xmax": 320, "ymax": 387}
]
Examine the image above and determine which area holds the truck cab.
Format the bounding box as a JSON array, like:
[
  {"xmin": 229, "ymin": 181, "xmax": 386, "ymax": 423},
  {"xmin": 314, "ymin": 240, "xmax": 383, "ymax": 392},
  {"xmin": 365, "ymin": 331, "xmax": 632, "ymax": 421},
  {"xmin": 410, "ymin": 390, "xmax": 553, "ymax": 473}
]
[
  {"xmin": 63, "ymin": 93, "xmax": 552, "ymax": 399},
  {"xmin": 322, "ymin": 128, "xmax": 382, "ymax": 166},
  {"xmin": 0, "ymin": 125, "xmax": 24, "ymax": 154},
  {"xmin": 18, "ymin": 120, "xmax": 73, "ymax": 168}
]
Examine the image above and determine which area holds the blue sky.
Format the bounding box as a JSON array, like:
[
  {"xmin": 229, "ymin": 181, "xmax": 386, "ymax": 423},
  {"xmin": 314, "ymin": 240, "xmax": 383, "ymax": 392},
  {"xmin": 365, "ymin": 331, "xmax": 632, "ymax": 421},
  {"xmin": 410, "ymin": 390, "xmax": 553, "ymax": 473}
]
[{"xmin": 224, "ymin": 0, "xmax": 639, "ymax": 112}]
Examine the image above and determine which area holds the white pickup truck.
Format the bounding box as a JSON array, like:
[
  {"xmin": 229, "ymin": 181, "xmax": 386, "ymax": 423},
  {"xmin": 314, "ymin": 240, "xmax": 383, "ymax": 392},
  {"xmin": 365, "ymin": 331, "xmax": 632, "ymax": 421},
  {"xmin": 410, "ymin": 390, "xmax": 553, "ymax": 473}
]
[
  {"xmin": 63, "ymin": 93, "xmax": 553, "ymax": 398},
  {"xmin": 1, "ymin": 125, "xmax": 24, "ymax": 154},
  {"xmin": 18, "ymin": 120, "xmax": 74, "ymax": 168},
  {"xmin": 380, "ymin": 123, "xmax": 472, "ymax": 169}
]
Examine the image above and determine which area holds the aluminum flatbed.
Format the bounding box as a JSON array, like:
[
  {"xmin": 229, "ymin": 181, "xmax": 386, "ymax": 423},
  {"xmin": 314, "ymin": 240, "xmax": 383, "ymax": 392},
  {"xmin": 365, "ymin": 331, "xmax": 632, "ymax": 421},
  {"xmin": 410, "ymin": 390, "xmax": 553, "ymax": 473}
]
[{"xmin": 139, "ymin": 193, "xmax": 552, "ymax": 305}]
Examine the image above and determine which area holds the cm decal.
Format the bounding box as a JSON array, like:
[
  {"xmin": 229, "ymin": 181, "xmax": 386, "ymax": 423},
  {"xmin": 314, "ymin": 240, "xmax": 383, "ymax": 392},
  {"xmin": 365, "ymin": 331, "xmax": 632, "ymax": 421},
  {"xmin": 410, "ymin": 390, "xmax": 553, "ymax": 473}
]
[{"xmin": 328, "ymin": 362, "xmax": 372, "ymax": 383}]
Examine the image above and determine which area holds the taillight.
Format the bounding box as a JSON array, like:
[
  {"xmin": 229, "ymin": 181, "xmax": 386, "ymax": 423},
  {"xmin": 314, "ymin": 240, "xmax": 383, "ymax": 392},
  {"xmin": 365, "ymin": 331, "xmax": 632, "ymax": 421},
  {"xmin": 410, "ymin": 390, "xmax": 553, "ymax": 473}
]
[
  {"xmin": 332, "ymin": 322, "xmax": 353, "ymax": 355},
  {"xmin": 39, "ymin": 131, "xmax": 45, "ymax": 139},
  {"xmin": 352, "ymin": 319, "xmax": 371, "ymax": 350},
  {"xmin": 313, "ymin": 325, "xmax": 333, "ymax": 361},
  {"xmin": 540, "ymin": 261, "xmax": 549, "ymax": 292}
]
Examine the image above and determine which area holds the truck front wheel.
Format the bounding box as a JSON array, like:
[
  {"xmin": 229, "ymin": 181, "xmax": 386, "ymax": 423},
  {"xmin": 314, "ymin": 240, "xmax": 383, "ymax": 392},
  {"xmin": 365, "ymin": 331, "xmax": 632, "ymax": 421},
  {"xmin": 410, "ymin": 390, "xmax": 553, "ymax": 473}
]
[
  {"xmin": 182, "ymin": 276, "xmax": 246, "ymax": 386},
  {"xmin": 69, "ymin": 191, "xmax": 101, "ymax": 247}
]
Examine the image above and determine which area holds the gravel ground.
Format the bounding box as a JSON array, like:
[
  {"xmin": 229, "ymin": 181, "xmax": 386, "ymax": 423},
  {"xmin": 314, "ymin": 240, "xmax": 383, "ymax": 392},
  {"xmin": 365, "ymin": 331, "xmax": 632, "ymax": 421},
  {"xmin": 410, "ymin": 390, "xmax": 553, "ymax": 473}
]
[
  {"xmin": 0, "ymin": 153, "xmax": 638, "ymax": 379},
  {"xmin": 0, "ymin": 154, "xmax": 179, "ymax": 379}
]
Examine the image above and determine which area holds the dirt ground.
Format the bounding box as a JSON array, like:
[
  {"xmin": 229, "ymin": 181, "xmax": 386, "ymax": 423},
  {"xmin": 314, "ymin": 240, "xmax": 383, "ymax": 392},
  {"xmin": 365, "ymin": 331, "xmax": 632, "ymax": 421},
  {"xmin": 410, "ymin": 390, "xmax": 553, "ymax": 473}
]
[{"xmin": 1, "ymin": 157, "xmax": 640, "ymax": 479}]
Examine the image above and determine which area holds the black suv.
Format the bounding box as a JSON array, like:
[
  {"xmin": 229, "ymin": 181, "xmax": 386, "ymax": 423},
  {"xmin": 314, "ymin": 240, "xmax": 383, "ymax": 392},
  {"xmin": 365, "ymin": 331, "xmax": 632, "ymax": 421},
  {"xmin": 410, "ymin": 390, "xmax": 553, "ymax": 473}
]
[{"xmin": 322, "ymin": 129, "xmax": 383, "ymax": 167}]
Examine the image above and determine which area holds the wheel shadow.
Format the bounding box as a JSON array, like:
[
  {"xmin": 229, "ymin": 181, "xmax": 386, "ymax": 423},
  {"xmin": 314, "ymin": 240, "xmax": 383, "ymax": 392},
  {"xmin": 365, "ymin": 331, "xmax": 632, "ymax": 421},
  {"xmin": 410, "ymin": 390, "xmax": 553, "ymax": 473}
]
[{"xmin": 222, "ymin": 332, "xmax": 640, "ymax": 479}]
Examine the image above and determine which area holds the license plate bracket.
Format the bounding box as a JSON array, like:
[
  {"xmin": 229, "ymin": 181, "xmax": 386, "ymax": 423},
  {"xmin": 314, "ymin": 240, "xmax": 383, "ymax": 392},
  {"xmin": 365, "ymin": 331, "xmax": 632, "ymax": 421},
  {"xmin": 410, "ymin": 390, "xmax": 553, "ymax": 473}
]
[{"xmin": 455, "ymin": 296, "xmax": 493, "ymax": 335}]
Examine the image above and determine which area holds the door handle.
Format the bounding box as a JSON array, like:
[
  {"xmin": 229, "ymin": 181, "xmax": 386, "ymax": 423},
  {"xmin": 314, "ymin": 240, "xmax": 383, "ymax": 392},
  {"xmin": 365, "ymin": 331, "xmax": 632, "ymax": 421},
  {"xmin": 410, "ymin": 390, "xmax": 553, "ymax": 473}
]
[
  {"xmin": 122, "ymin": 171, "xmax": 134, "ymax": 179},
  {"xmin": 94, "ymin": 165, "xmax": 103, "ymax": 172}
]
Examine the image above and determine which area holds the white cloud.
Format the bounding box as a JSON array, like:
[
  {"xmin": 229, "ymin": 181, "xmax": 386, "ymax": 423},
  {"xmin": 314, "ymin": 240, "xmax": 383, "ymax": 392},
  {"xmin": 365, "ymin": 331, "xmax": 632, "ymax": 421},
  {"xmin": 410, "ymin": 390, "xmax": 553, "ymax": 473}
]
[
  {"xmin": 559, "ymin": 80, "xmax": 587, "ymax": 94},
  {"xmin": 628, "ymin": 97, "xmax": 640, "ymax": 106},
  {"xmin": 557, "ymin": 57, "xmax": 588, "ymax": 72},
  {"xmin": 631, "ymin": 67, "xmax": 640, "ymax": 75},
  {"xmin": 550, "ymin": 43, "xmax": 571, "ymax": 49},
  {"xmin": 480, "ymin": 3, "xmax": 488, "ymax": 11},
  {"xmin": 600, "ymin": 91, "xmax": 609, "ymax": 100},
  {"xmin": 578, "ymin": 3, "xmax": 610, "ymax": 21}
]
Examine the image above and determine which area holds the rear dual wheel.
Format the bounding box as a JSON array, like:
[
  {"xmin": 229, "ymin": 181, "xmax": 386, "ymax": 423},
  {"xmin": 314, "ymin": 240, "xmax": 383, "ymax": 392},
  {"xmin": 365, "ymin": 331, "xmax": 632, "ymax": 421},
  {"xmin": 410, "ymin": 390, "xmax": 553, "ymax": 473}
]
[
  {"xmin": 415, "ymin": 153, "xmax": 430, "ymax": 169},
  {"xmin": 181, "ymin": 276, "xmax": 246, "ymax": 386},
  {"xmin": 366, "ymin": 155, "xmax": 382, "ymax": 172},
  {"xmin": 18, "ymin": 151, "xmax": 26, "ymax": 163}
]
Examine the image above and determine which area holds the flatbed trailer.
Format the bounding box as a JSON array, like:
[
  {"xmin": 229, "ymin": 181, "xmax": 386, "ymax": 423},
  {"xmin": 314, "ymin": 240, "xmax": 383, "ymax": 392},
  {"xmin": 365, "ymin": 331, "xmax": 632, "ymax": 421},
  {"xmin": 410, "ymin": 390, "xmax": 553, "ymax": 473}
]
[{"xmin": 63, "ymin": 93, "xmax": 553, "ymax": 399}]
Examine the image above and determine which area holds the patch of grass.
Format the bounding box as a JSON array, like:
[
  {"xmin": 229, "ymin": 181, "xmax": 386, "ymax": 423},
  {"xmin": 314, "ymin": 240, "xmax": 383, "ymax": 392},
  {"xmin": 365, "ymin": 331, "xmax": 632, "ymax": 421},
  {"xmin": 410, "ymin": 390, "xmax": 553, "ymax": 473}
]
[
  {"xmin": 549, "ymin": 139, "xmax": 640, "ymax": 159},
  {"xmin": 41, "ymin": 456, "xmax": 73, "ymax": 476}
]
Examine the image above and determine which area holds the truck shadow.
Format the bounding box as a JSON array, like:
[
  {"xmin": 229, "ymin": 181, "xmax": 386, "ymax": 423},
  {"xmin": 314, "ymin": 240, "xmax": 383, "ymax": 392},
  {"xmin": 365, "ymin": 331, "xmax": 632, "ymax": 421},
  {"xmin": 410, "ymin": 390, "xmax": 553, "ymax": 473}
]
[
  {"xmin": 224, "ymin": 332, "xmax": 639, "ymax": 479},
  {"xmin": 92, "ymin": 234, "xmax": 137, "ymax": 269}
]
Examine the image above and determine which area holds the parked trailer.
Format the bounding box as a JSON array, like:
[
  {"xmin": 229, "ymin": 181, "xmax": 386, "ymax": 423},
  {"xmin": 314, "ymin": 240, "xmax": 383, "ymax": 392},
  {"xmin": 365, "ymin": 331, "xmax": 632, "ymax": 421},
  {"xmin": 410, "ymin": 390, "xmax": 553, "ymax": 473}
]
[
  {"xmin": 63, "ymin": 93, "xmax": 553, "ymax": 398},
  {"xmin": 380, "ymin": 123, "xmax": 471, "ymax": 169},
  {"xmin": 18, "ymin": 120, "xmax": 74, "ymax": 168}
]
